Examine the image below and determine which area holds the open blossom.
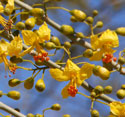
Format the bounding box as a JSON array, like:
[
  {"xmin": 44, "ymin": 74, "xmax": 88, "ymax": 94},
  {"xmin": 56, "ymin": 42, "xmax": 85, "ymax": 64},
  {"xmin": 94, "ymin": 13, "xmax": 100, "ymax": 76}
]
[
  {"xmin": 50, "ymin": 59, "xmax": 94, "ymax": 98},
  {"xmin": 90, "ymin": 29, "xmax": 119, "ymax": 61},
  {"xmin": 5, "ymin": 0, "xmax": 14, "ymax": 14},
  {"xmin": 22, "ymin": 22, "xmax": 51, "ymax": 53},
  {"xmin": 109, "ymin": 101, "xmax": 125, "ymax": 117}
]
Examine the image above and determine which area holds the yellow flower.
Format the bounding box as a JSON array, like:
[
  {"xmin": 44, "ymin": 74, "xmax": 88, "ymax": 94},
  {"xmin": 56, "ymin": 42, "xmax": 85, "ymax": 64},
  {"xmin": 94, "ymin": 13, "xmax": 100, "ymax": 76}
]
[
  {"xmin": 109, "ymin": 101, "xmax": 125, "ymax": 117},
  {"xmin": 0, "ymin": 39, "xmax": 10, "ymax": 69},
  {"xmin": 49, "ymin": 59, "xmax": 94, "ymax": 98},
  {"xmin": 0, "ymin": 2, "xmax": 4, "ymax": 13},
  {"xmin": 7, "ymin": 35, "xmax": 23, "ymax": 57},
  {"xmin": 22, "ymin": 22, "xmax": 51, "ymax": 53},
  {"xmin": 5, "ymin": 0, "xmax": 14, "ymax": 14},
  {"xmin": 90, "ymin": 29, "xmax": 119, "ymax": 61}
]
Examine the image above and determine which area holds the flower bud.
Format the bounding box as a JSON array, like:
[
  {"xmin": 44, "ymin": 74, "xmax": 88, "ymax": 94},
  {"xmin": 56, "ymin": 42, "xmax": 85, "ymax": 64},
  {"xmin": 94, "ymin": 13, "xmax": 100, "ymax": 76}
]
[
  {"xmin": 94, "ymin": 85, "xmax": 104, "ymax": 94},
  {"xmin": 70, "ymin": 9, "xmax": 86, "ymax": 22},
  {"xmin": 35, "ymin": 79, "xmax": 45, "ymax": 92},
  {"xmin": 10, "ymin": 56, "xmax": 23, "ymax": 63},
  {"xmin": 121, "ymin": 84, "xmax": 125, "ymax": 90},
  {"xmin": 61, "ymin": 25, "xmax": 74, "ymax": 35},
  {"xmin": 93, "ymin": 65, "xmax": 100, "ymax": 76},
  {"xmin": 50, "ymin": 36, "xmax": 61, "ymax": 46},
  {"xmin": 0, "ymin": 91, "xmax": 3, "ymax": 97},
  {"xmin": 25, "ymin": 17, "xmax": 36, "ymax": 30},
  {"xmin": 91, "ymin": 109, "xmax": 99, "ymax": 117},
  {"xmin": 64, "ymin": 41, "xmax": 71, "ymax": 49},
  {"xmin": 7, "ymin": 91, "xmax": 20, "ymax": 100},
  {"xmin": 118, "ymin": 57, "xmax": 125, "ymax": 65},
  {"xmin": 63, "ymin": 114, "xmax": 71, "ymax": 117},
  {"xmin": 116, "ymin": 27, "xmax": 125, "ymax": 36},
  {"xmin": 20, "ymin": 12, "xmax": 29, "ymax": 21},
  {"xmin": 104, "ymin": 85, "xmax": 112, "ymax": 94},
  {"xmin": 76, "ymin": 32, "xmax": 85, "ymax": 38},
  {"xmin": 24, "ymin": 77, "xmax": 34, "ymax": 90},
  {"xmin": 29, "ymin": 8, "xmax": 44, "ymax": 18},
  {"xmin": 8, "ymin": 79, "xmax": 21, "ymax": 87},
  {"xmin": 70, "ymin": 16, "xmax": 77, "ymax": 22},
  {"xmin": 27, "ymin": 113, "xmax": 34, "ymax": 117},
  {"xmin": 92, "ymin": 10, "xmax": 98, "ymax": 16},
  {"xmin": 4, "ymin": 8, "xmax": 11, "ymax": 16},
  {"xmin": 86, "ymin": 16, "xmax": 94, "ymax": 24},
  {"xmin": 35, "ymin": 114, "xmax": 43, "ymax": 117},
  {"xmin": 96, "ymin": 21, "xmax": 103, "ymax": 28},
  {"xmin": 45, "ymin": 42, "xmax": 56, "ymax": 50},
  {"xmin": 90, "ymin": 91, "xmax": 96, "ymax": 98},
  {"xmin": 51, "ymin": 103, "xmax": 61, "ymax": 111},
  {"xmin": 16, "ymin": 22, "xmax": 25, "ymax": 30},
  {"xmin": 83, "ymin": 49, "xmax": 93, "ymax": 58},
  {"xmin": 36, "ymin": 17, "xmax": 44, "ymax": 26},
  {"xmin": 116, "ymin": 89, "xmax": 125, "ymax": 99}
]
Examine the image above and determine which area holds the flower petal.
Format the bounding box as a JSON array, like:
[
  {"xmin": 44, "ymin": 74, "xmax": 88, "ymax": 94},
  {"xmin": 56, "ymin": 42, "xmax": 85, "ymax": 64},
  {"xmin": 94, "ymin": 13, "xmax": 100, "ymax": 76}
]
[
  {"xmin": 49, "ymin": 68, "xmax": 70, "ymax": 81},
  {"xmin": 0, "ymin": 3, "xmax": 4, "ymax": 13},
  {"xmin": 61, "ymin": 81, "xmax": 72, "ymax": 99},
  {"xmin": 8, "ymin": 35, "xmax": 23, "ymax": 57},
  {"xmin": 90, "ymin": 35, "xmax": 100, "ymax": 49},
  {"xmin": 5, "ymin": 0, "xmax": 14, "ymax": 14}
]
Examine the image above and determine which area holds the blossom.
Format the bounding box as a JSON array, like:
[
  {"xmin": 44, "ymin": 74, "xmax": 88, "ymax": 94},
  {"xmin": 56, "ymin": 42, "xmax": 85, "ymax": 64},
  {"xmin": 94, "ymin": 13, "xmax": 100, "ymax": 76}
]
[
  {"xmin": 109, "ymin": 101, "xmax": 125, "ymax": 117},
  {"xmin": 0, "ymin": 39, "xmax": 10, "ymax": 70},
  {"xmin": 22, "ymin": 22, "xmax": 51, "ymax": 53},
  {"xmin": 90, "ymin": 29, "xmax": 119, "ymax": 61},
  {"xmin": 0, "ymin": 2, "xmax": 4, "ymax": 13},
  {"xmin": 5, "ymin": 0, "xmax": 14, "ymax": 14},
  {"xmin": 49, "ymin": 59, "xmax": 94, "ymax": 98},
  {"xmin": 7, "ymin": 35, "xmax": 23, "ymax": 57}
]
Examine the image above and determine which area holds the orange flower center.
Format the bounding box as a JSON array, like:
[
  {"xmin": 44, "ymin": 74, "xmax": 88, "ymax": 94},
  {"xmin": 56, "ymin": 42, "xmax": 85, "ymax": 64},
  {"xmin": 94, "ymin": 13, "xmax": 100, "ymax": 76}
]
[{"xmin": 67, "ymin": 85, "xmax": 78, "ymax": 97}]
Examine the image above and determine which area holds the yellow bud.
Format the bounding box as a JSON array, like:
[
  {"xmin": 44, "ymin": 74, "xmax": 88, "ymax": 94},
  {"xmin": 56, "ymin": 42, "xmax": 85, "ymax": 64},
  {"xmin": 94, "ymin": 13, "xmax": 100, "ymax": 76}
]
[
  {"xmin": 8, "ymin": 79, "xmax": 21, "ymax": 87},
  {"xmin": 91, "ymin": 109, "xmax": 99, "ymax": 117},
  {"xmin": 35, "ymin": 79, "xmax": 45, "ymax": 92},
  {"xmin": 118, "ymin": 57, "xmax": 125, "ymax": 65},
  {"xmin": 121, "ymin": 84, "xmax": 125, "ymax": 90},
  {"xmin": 45, "ymin": 42, "xmax": 56, "ymax": 50},
  {"xmin": 50, "ymin": 36, "xmax": 61, "ymax": 46},
  {"xmin": 27, "ymin": 113, "xmax": 34, "ymax": 117},
  {"xmin": 7, "ymin": 91, "xmax": 20, "ymax": 100},
  {"xmin": 98, "ymin": 66, "xmax": 110, "ymax": 80},
  {"xmin": 83, "ymin": 49, "xmax": 93, "ymax": 58},
  {"xmin": 36, "ymin": 17, "xmax": 44, "ymax": 26},
  {"xmin": 93, "ymin": 65, "xmax": 100, "ymax": 76},
  {"xmin": 51, "ymin": 103, "xmax": 61, "ymax": 111},
  {"xmin": 70, "ymin": 16, "xmax": 78, "ymax": 22},
  {"xmin": 63, "ymin": 114, "xmax": 71, "ymax": 117},
  {"xmin": 64, "ymin": 41, "xmax": 71, "ymax": 49},
  {"xmin": 10, "ymin": 56, "xmax": 23, "ymax": 63},
  {"xmin": 70, "ymin": 9, "xmax": 86, "ymax": 22},
  {"xmin": 94, "ymin": 85, "xmax": 104, "ymax": 94},
  {"xmin": 4, "ymin": 8, "xmax": 11, "ymax": 16},
  {"xmin": 90, "ymin": 91, "xmax": 96, "ymax": 98},
  {"xmin": 116, "ymin": 89, "xmax": 125, "ymax": 99},
  {"xmin": 76, "ymin": 32, "xmax": 85, "ymax": 38},
  {"xmin": 25, "ymin": 17, "xmax": 36, "ymax": 30},
  {"xmin": 116, "ymin": 27, "xmax": 125, "ymax": 36},
  {"xmin": 35, "ymin": 114, "xmax": 43, "ymax": 117},
  {"xmin": 0, "ymin": 91, "xmax": 3, "ymax": 97},
  {"xmin": 20, "ymin": 12, "xmax": 29, "ymax": 21},
  {"xmin": 24, "ymin": 77, "xmax": 34, "ymax": 90},
  {"xmin": 104, "ymin": 85, "xmax": 112, "ymax": 94},
  {"xmin": 16, "ymin": 22, "xmax": 25, "ymax": 30},
  {"xmin": 96, "ymin": 21, "xmax": 103, "ymax": 28},
  {"xmin": 86, "ymin": 16, "xmax": 94, "ymax": 24},
  {"xmin": 92, "ymin": 10, "xmax": 98, "ymax": 16},
  {"xmin": 61, "ymin": 25, "xmax": 74, "ymax": 35},
  {"xmin": 29, "ymin": 8, "xmax": 44, "ymax": 18}
]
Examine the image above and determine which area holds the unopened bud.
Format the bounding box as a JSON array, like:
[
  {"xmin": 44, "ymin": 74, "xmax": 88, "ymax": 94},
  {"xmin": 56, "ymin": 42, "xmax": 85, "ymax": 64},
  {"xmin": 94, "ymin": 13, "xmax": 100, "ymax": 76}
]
[
  {"xmin": 116, "ymin": 27, "xmax": 125, "ymax": 36},
  {"xmin": 7, "ymin": 91, "xmax": 20, "ymax": 100},
  {"xmin": 61, "ymin": 25, "xmax": 74, "ymax": 35},
  {"xmin": 35, "ymin": 79, "xmax": 45, "ymax": 92},
  {"xmin": 51, "ymin": 103, "xmax": 61, "ymax": 111},
  {"xmin": 92, "ymin": 10, "xmax": 98, "ymax": 16},
  {"xmin": 116, "ymin": 89, "xmax": 125, "ymax": 99},
  {"xmin": 16, "ymin": 22, "xmax": 25, "ymax": 30},
  {"xmin": 24, "ymin": 77, "xmax": 34, "ymax": 90},
  {"xmin": 96, "ymin": 21, "xmax": 103, "ymax": 28},
  {"xmin": 25, "ymin": 17, "xmax": 36, "ymax": 30},
  {"xmin": 8, "ymin": 79, "xmax": 21, "ymax": 87}
]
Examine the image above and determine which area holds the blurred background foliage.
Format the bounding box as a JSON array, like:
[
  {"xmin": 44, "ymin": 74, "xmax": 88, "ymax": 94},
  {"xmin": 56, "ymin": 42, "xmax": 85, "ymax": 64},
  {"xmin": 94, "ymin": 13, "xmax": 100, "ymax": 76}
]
[{"xmin": 0, "ymin": 0, "xmax": 125, "ymax": 116}]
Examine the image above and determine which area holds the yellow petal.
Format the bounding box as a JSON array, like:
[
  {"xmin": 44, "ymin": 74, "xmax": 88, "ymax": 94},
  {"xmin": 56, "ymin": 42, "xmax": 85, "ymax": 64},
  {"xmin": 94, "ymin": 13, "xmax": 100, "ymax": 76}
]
[
  {"xmin": 0, "ymin": 3, "xmax": 4, "ymax": 13},
  {"xmin": 0, "ymin": 57, "xmax": 3, "ymax": 63},
  {"xmin": 61, "ymin": 81, "xmax": 72, "ymax": 99},
  {"xmin": 5, "ymin": 0, "xmax": 14, "ymax": 14},
  {"xmin": 99, "ymin": 29, "xmax": 119, "ymax": 48},
  {"xmin": 64, "ymin": 59, "xmax": 80, "ymax": 77},
  {"xmin": 22, "ymin": 30, "xmax": 37, "ymax": 46},
  {"xmin": 37, "ymin": 22, "xmax": 51, "ymax": 43},
  {"xmin": 90, "ymin": 35, "xmax": 100, "ymax": 49},
  {"xmin": 8, "ymin": 35, "xmax": 23, "ymax": 57},
  {"xmin": 0, "ymin": 39, "xmax": 9, "ymax": 56},
  {"xmin": 89, "ymin": 49, "xmax": 104, "ymax": 61},
  {"xmin": 49, "ymin": 68, "xmax": 70, "ymax": 81}
]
